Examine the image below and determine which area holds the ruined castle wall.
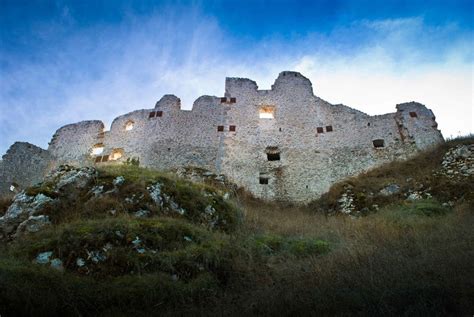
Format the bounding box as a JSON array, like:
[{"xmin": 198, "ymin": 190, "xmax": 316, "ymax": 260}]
[
  {"xmin": 219, "ymin": 71, "xmax": 442, "ymax": 202},
  {"xmin": 1, "ymin": 71, "xmax": 444, "ymax": 201},
  {"xmin": 90, "ymin": 94, "xmax": 225, "ymax": 172},
  {"xmin": 395, "ymin": 102, "xmax": 444, "ymax": 150},
  {"xmin": 0, "ymin": 142, "xmax": 52, "ymax": 195},
  {"xmin": 48, "ymin": 120, "xmax": 105, "ymax": 165}
]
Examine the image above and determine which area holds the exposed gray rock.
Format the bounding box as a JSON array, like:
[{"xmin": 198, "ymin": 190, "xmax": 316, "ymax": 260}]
[
  {"xmin": 14, "ymin": 215, "xmax": 51, "ymax": 237},
  {"xmin": 407, "ymin": 192, "xmax": 423, "ymax": 201},
  {"xmin": 0, "ymin": 193, "xmax": 53, "ymax": 236},
  {"xmin": 133, "ymin": 209, "xmax": 150, "ymax": 218},
  {"xmin": 90, "ymin": 185, "xmax": 104, "ymax": 197},
  {"xmin": 148, "ymin": 182, "xmax": 163, "ymax": 207},
  {"xmin": 50, "ymin": 258, "xmax": 64, "ymax": 271},
  {"xmin": 436, "ymin": 144, "xmax": 474, "ymax": 179},
  {"xmin": 113, "ymin": 176, "xmax": 125, "ymax": 187},
  {"xmin": 223, "ymin": 192, "xmax": 230, "ymax": 200},
  {"xmin": 76, "ymin": 257, "xmax": 86, "ymax": 267},
  {"xmin": 205, "ymin": 205, "xmax": 216, "ymax": 215},
  {"xmin": 379, "ymin": 184, "xmax": 401, "ymax": 196},
  {"xmin": 36, "ymin": 251, "xmax": 53, "ymax": 264},
  {"xmin": 338, "ymin": 190, "xmax": 356, "ymax": 214},
  {"xmin": 131, "ymin": 236, "xmax": 142, "ymax": 246},
  {"xmin": 87, "ymin": 250, "xmax": 107, "ymax": 263},
  {"xmin": 169, "ymin": 199, "xmax": 186, "ymax": 215},
  {"xmin": 55, "ymin": 167, "xmax": 97, "ymax": 190}
]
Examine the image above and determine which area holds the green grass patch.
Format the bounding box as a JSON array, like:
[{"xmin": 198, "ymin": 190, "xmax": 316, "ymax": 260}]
[{"xmin": 250, "ymin": 233, "xmax": 330, "ymax": 257}]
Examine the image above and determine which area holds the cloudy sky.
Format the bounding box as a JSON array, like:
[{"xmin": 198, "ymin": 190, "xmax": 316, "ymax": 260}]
[{"xmin": 0, "ymin": 0, "xmax": 473, "ymax": 155}]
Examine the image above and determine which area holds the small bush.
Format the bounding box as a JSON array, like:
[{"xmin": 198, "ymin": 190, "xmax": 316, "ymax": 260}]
[{"xmin": 124, "ymin": 157, "xmax": 140, "ymax": 167}]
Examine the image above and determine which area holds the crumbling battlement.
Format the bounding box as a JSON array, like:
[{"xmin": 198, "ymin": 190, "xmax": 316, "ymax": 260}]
[{"xmin": 0, "ymin": 71, "xmax": 444, "ymax": 202}]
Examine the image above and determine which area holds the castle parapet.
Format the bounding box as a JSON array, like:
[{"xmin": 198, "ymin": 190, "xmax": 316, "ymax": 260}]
[
  {"xmin": 225, "ymin": 77, "xmax": 258, "ymax": 97},
  {"xmin": 155, "ymin": 95, "xmax": 181, "ymax": 112},
  {"xmin": 271, "ymin": 71, "xmax": 314, "ymax": 96}
]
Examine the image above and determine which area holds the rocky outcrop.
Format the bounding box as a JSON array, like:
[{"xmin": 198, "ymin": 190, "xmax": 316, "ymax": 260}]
[
  {"xmin": 0, "ymin": 193, "xmax": 53, "ymax": 238},
  {"xmin": 437, "ymin": 144, "xmax": 474, "ymax": 179}
]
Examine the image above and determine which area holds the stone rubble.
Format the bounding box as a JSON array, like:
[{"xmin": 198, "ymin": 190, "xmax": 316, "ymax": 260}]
[{"xmin": 437, "ymin": 144, "xmax": 474, "ymax": 179}]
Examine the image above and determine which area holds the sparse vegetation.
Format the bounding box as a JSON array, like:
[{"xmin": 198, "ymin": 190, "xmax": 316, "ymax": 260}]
[{"xmin": 0, "ymin": 137, "xmax": 473, "ymax": 316}]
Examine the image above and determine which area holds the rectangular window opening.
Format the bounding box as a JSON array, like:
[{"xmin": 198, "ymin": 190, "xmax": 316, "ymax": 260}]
[
  {"xmin": 230, "ymin": 97, "xmax": 236, "ymax": 103},
  {"xmin": 259, "ymin": 177, "xmax": 269, "ymax": 185},
  {"xmin": 316, "ymin": 127, "xmax": 324, "ymax": 133},
  {"xmin": 409, "ymin": 112, "xmax": 418, "ymax": 118},
  {"xmin": 326, "ymin": 125, "xmax": 333, "ymax": 132},
  {"xmin": 156, "ymin": 111, "xmax": 163, "ymax": 117},
  {"xmin": 220, "ymin": 97, "xmax": 227, "ymax": 103},
  {"xmin": 259, "ymin": 106, "xmax": 275, "ymax": 119},
  {"xmin": 101, "ymin": 155, "xmax": 109, "ymax": 162},
  {"xmin": 267, "ymin": 153, "xmax": 280, "ymax": 161},
  {"xmin": 95, "ymin": 156, "xmax": 102, "ymax": 163},
  {"xmin": 149, "ymin": 111, "xmax": 156, "ymax": 118},
  {"xmin": 373, "ymin": 139, "xmax": 385, "ymax": 148},
  {"xmin": 217, "ymin": 125, "xmax": 224, "ymax": 132},
  {"xmin": 229, "ymin": 125, "xmax": 236, "ymax": 132}
]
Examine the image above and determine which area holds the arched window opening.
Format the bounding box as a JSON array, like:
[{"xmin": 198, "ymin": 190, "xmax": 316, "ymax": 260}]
[
  {"xmin": 110, "ymin": 148, "xmax": 124, "ymax": 161},
  {"xmin": 91, "ymin": 143, "xmax": 104, "ymax": 155},
  {"xmin": 266, "ymin": 146, "xmax": 281, "ymax": 161},
  {"xmin": 125, "ymin": 120, "xmax": 134, "ymax": 131}
]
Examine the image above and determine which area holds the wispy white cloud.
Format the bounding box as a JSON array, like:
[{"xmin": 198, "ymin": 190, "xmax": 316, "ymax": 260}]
[{"xmin": 0, "ymin": 13, "xmax": 472, "ymax": 155}]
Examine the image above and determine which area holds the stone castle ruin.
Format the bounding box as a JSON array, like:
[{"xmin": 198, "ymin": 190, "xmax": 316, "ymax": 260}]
[{"xmin": 0, "ymin": 71, "xmax": 444, "ymax": 202}]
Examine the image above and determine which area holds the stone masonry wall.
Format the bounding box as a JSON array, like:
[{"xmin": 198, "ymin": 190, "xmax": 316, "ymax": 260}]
[
  {"xmin": 0, "ymin": 71, "xmax": 444, "ymax": 202},
  {"xmin": 0, "ymin": 142, "xmax": 52, "ymax": 195}
]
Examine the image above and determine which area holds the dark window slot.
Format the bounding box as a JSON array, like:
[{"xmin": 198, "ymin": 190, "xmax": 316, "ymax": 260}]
[
  {"xmin": 267, "ymin": 153, "xmax": 280, "ymax": 161},
  {"xmin": 373, "ymin": 139, "xmax": 385, "ymax": 148}
]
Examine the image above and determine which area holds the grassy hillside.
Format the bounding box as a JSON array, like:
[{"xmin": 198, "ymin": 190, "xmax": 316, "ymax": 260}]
[{"xmin": 0, "ymin": 137, "xmax": 473, "ymax": 316}]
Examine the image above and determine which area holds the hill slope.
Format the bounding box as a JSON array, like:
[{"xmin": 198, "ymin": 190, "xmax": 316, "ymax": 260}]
[{"xmin": 0, "ymin": 137, "xmax": 473, "ymax": 316}]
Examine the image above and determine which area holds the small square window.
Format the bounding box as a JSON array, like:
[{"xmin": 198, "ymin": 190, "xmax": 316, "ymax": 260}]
[
  {"xmin": 156, "ymin": 111, "xmax": 163, "ymax": 117},
  {"xmin": 259, "ymin": 177, "xmax": 269, "ymax": 185},
  {"xmin": 149, "ymin": 111, "xmax": 156, "ymax": 118},
  {"xmin": 95, "ymin": 156, "xmax": 102, "ymax": 163},
  {"xmin": 229, "ymin": 125, "xmax": 236, "ymax": 132},
  {"xmin": 317, "ymin": 127, "xmax": 324, "ymax": 133},
  {"xmin": 267, "ymin": 153, "xmax": 280, "ymax": 161},
  {"xmin": 259, "ymin": 106, "xmax": 275, "ymax": 119},
  {"xmin": 409, "ymin": 112, "xmax": 418, "ymax": 118},
  {"xmin": 326, "ymin": 125, "xmax": 333, "ymax": 132},
  {"xmin": 230, "ymin": 97, "xmax": 236, "ymax": 103},
  {"xmin": 373, "ymin": 139, "xmax": 385, "ymax": 148},
  {"xmin": 217, "ymin": 125, "xmax": 224, "ymax": 132},
  {"xmin": 220, "ymin": 97, "xmax": 227, "ymax": 103}
]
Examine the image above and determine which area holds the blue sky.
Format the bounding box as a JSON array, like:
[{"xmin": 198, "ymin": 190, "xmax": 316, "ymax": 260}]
[{"xmin": 0, "ymin": 0, "xmax": 473, "ymax": 155}]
